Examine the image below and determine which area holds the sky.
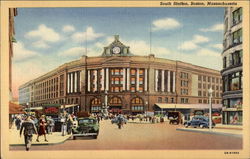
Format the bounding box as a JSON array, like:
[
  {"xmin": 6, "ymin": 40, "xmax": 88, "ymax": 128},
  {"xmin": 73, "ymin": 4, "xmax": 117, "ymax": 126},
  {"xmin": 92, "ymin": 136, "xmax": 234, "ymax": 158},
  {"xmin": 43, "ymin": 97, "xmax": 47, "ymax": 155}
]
[{"xmin": 12, "ymin": 7, "xmax": 224, "ymax": 98}]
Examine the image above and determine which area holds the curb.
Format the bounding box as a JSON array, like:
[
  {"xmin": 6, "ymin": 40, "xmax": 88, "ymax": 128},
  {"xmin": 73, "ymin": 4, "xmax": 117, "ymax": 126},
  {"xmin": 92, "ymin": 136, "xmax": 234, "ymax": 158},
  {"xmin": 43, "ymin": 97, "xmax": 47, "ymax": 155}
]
[
  {"xmin": 176, "ymin": 128, "xmax": 242, "ymax": 138},
  {"xmin": 10, "ymin": 135, "xmax": 72, "ymax": 146}
]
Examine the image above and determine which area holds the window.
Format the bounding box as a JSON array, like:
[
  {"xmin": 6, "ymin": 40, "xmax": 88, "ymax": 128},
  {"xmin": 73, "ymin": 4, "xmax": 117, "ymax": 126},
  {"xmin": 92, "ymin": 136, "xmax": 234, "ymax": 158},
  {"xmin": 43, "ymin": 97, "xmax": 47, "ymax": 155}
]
[
  {"xmin": 171, "ymin": 98, "xmax": 174, "ymax": 103},
  {"xmin": 203, "ymin": 91, "xmax": 206, "ymax": 96},
  {"xmin": 198, "ymin": 83, "xmax": 202, "ymax": 89},
  {"xmin": 131, "ymin": 87, "xmax": 135, "ymax": 92},
  {"xmin": 131, "ymin": 77, "xmax": 136, "ymax": 84},
  {"xmin": 231, "ymin": 50, "xmax": 243, "ymax": 66},
  {"xmin": 203, "ymin": 76, "xmax": 206, "ymax": 82},
  {"xmin": 131, "ymin": 69, "xmax": 136, "ymax": 75},
  {"xmin": 223, "ymin": 57, "xmax": 227, "ymax": 68},
  {"xmin": 198, "ymin": 99, "xmax": 202, "ymax": 103},
  {"xmin": 198, "ymin": 75, "xmax": 202, "ymax": 81},
  {"xmin": 229, "ymin": 72, "xmax": 242, "ymax": 91},
  {"xmin": 203, "ymin": 84, "xmax": 206, "ymax": 89},
  {"xmin": 139, "ymin": 77, "xmax": 143, "ymax": 84},
  {"xmin": 216, "ymin": 78, "xmax": 219, "ymax": 83},
  {"xmin": 139, "ymin": 69, "xmax": 144, "ymax": 75},
  {"xmin": 139, "ymin": 87, "xmax": 143, "ymax": 92},
  {"xmin": 203, "ymin": 99, "xmax": 207, "ymax": 104},
  {"xmin": 208, "ymin": 77, "xmax": 211, "ymax": 82},
  {"xmin": 198, "ymin": 91, "xmax": 202, "ymax": 96},
  {"xmin": 232, "ymin": 8, "xmax": 242, "ymax": 25},
  {"xmin": 158, "ymin": 97, "xmax": 162, "ymax": 103},
  {"xmin": 212, "ymin": 77, "xmax": 215, "ymax": 83},
  {"xmin": 164, "ymin": 97, "xmax": 168, "ymax": 103},
  {"xmin": 232, "ymin": 29, "xmax": 242, "ymax": 45}
]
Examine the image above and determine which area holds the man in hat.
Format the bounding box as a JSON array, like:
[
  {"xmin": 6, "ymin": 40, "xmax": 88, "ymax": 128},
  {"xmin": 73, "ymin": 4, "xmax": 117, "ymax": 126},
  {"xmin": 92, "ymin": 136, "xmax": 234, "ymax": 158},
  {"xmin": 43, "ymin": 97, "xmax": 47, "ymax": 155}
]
[{"xmin": 20, "ymin": 115, "xmax": 38, "ymax": 151}]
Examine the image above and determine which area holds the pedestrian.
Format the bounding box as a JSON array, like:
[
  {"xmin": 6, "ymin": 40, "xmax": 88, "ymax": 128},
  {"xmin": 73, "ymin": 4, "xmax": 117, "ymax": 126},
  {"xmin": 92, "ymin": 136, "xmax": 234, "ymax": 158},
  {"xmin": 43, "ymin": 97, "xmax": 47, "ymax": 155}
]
[
  {"xmin": 67, "ymin": 114, "xmax": 73, "ymax": 135},
  {"xmin": 20, "ymin": 115, "xmax": 38, "ymax": 151},
  {"xmin": 61, "ymin": 111, "xmax": 68, "ymax": 136},
  {"xmin": 15, "ymin": 116, "xmax": 22, "ymax": 130},
  {"xmin": 36, "ymin": 115, "xmax": 48, "ymax": 142}
]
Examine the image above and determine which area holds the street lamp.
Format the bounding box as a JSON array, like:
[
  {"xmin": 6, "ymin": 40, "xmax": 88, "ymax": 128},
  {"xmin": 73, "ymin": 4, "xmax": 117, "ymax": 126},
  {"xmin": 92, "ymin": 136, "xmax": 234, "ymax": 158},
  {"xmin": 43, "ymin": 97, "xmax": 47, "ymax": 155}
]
[
  {"xmin": 26, "ymin": 102, "xmax": 30, "ymax": 115},
  {"xmin": 208, "ymin": 87, "xmax": 213, "ymax": 131}
]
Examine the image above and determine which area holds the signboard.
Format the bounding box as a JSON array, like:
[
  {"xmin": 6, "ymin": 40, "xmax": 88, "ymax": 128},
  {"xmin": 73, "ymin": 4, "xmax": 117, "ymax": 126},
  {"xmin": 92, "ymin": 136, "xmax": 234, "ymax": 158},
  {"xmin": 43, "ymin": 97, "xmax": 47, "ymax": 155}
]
[{"xmin": 43, "ymin": 104, "xmax": 61, "ymax": 115}]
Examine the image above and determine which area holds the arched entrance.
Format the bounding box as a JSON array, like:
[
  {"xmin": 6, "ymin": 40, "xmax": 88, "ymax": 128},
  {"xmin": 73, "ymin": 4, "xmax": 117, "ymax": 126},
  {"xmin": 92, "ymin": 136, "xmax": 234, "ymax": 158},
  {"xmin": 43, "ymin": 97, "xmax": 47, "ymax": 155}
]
[
  {"xmin": 109, "ymin": 96, "xmax": 122, "ymax": 114},
  {"xmin": 90, "ymin": 98, "xmax": 102, "ymax": 113},
  {"xmin": 131, "ymin": 97, "xmax": 144, "ymax": 115}
]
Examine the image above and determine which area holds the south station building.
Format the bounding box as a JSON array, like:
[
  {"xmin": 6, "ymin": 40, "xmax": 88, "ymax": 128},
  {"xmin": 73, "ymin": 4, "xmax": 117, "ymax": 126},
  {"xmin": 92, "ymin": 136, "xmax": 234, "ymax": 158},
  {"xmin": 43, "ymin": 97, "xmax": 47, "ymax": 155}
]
[{"xmin": 19, "ymin": 35, "xmax": 222, "ymax": 115}]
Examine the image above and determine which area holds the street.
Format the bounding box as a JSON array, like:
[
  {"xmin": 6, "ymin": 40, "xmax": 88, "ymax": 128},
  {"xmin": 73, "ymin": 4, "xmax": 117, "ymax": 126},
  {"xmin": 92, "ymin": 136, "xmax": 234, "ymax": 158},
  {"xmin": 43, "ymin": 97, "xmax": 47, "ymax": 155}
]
[{"xmin": 10, "ymin": 119, "xmax": 242, "ymax": 150}]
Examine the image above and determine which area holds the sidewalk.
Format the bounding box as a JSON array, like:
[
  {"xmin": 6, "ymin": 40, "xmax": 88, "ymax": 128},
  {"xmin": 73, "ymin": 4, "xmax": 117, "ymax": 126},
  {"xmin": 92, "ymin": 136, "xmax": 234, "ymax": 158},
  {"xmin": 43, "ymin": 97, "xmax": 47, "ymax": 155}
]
[
  {"xmin": 127, "ymin": 117, "xmax": 168, "ymax": 124},
  {"xmin": 9, "ymin": 127, "xmax": 71, "ymax": 146},
  {"xmin": 176, "ymin": 126, "xmax": 242, "ymax": 138}
]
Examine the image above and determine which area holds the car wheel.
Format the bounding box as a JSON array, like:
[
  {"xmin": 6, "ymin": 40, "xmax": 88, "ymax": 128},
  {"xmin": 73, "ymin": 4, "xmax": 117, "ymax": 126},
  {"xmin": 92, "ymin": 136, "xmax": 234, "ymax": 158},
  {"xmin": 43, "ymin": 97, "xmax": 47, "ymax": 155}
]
[
  {"xmin": 184, "ymin": 123, "xmax": 189, "ymax": 128},
  {"xmin": 93, "ymin": 135, "xmax": 98, "ymax": 139},
  {"xmin": 73, "ymin": 136, "xmax": 76, "ymax": 140},
  {"xmin": 199, "ymin": 124, "xmax": 204, "ymax": 129}
]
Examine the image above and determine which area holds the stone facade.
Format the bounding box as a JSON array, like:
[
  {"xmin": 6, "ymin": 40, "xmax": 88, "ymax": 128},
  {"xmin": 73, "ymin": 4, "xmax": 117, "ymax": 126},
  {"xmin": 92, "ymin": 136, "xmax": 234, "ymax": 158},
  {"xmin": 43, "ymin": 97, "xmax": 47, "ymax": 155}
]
[{"xmin": 19, "ymin": 35, "xmax": 222, "ymax": 114}]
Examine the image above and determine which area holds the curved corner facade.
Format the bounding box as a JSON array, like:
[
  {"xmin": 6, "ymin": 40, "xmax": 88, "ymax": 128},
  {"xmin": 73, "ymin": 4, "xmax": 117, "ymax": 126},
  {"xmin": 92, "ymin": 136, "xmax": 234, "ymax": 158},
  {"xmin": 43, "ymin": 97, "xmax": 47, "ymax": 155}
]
[
  {"xmin": 221, "ymin": 7, "xmax": 243, "ymax": 125},
  {"xmin": 19, "ymin": 35, "xmax": 222, "ymax": 115}
]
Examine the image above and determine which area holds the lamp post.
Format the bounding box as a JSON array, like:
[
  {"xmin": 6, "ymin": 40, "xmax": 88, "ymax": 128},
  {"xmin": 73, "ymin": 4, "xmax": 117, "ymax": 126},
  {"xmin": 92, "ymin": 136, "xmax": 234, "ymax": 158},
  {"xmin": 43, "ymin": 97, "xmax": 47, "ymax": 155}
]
[
  {"xmin": 26, "ymin": 102, "xmax": 30, "ymax": 115},
  {"xmin": 208, "ymin": 87, "xmax": 213, "ymax": 131}
]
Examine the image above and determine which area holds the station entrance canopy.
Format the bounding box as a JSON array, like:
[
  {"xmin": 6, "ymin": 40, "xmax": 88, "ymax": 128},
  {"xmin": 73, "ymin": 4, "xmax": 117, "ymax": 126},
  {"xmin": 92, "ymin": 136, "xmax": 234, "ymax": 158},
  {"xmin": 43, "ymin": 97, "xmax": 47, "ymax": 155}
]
[{"xmin": 154, "ymin": 103, "xmax": 222, "ymax": 109}]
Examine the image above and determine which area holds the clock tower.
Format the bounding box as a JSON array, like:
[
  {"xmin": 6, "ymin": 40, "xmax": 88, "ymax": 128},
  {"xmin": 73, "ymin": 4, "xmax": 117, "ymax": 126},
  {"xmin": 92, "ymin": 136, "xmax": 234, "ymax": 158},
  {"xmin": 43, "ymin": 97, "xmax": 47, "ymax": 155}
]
[{"xmin": 102, "ymin": 35, "xmax": 132, "ymax": 56}]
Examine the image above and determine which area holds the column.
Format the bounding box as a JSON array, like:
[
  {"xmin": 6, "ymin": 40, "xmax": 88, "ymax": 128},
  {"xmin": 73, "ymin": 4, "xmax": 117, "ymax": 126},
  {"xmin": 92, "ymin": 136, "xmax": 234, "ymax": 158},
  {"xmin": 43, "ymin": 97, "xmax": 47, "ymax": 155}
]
[
  {"xmin": 168, "ymin": 70, "xmax": 171, "ymax": 92},
  {"xmin": 127, "ymin": 68, "xmax": 130, "ymax": 90},
  {"xmin": 105, "ymin": 68, "xmax": 109, "ymax": 91},
  {"xmin": 144, "ymin": 69, "xmax": 147, "ymax": 91},
  {"xmin": 173, "ymin": 71, "xmax": 176, "ymax": 92},
  {"xmin": 136, "ymin": 68, "xmax": 139, "ymax": 91},
  {"xmin": 101, "ymin": 69, "xmax": 104, "ymax": 91},
  {"xmin": 74, "ymin": 72, "xmax": 77, "ymax": 93},
  {"xmin": 87, "ymin": 70, "xmax": 90, "ymax": 92},
  {"xmin": 94, "ymin": 70, "xmax": 97, "ymax": 92},
  {"xmin": 123, "ymin": 68, "xmax": 126, "ymax": 90},
  {"xmin": 155, "ymin": 69, "xmax": 158, "ymax": 92},
  {"xmin": 70, "ymin": 73, "xmax": 73, "ymax": 93},
  {"xmin": 67, "ymin": 73, "xmax": 70, "ymax": 93},
  {"xmin": 161, "ymin": 70, "xmax": 165, "ymax": 92}
]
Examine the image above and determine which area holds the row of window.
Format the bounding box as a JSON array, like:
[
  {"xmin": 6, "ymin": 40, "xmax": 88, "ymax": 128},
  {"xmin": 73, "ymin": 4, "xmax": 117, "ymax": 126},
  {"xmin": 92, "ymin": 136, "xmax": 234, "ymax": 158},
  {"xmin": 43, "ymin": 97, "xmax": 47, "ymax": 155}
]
[
  {"xmin": 158, "ymin": 97, "xmax": 175, "ymax": 103},
  {"xmin": 181, "ymin": 98, "xmax": 188, "ymax": 104},
  {"xmin": 198, "ymin": 91, "xmax": 221, "ymax": 98},
  {"xmin": 198, "ymin": 99, "xmax": 221, "ymax": 104},
  {"xmin": 198, "ymin": 75, "xmax": 221, "ymax": 83},
  {"xmin": 198, "ymin": 83, "xmax": 222, "ymax": 90},
  {"xmin": 223, "ymin": 98, "xmax": 242, "ymax": 109}
]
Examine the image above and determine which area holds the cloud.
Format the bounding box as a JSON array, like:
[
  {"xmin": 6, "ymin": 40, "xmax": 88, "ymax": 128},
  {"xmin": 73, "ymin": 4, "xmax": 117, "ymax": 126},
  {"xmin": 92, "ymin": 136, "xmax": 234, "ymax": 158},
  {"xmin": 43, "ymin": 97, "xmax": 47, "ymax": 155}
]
[
  {"xmin": 152, "ymin": 18, "xmax": 181, "ymax": 31},
  {"xmin": 210, "ymin": 44, "xmax": 223, "ymax": 50},
  {"xmin": 26, "ymin": 24, "xmax": 61, "ymax": 42},
  {"xmin": 178, "ymin": 34, "xmax": 210, "ymax": 51},
  {"xmin": 58, "ymin": 47, "xmax": 87, "ymax": 57},
  {"xmin": 32, "ymin": 40, "xmax": 50, "ymax": 49},
  {"xmin": 200, "ymin": 23, "xmax": 223, "ymax": 32},
  {"xmin": 13, "ymin": 42, "xmax": 40, "ymax": 62},
  {"xmin": 72, "ymin": 26, "xmax": 104, "ymax": 43},
  {"xmin": 196, "ymin": 48, "xmax": 221, "ymax": 57},
  {"xmin": 62, "ymin": 25, "xmax": 75, "ymax": 33}
]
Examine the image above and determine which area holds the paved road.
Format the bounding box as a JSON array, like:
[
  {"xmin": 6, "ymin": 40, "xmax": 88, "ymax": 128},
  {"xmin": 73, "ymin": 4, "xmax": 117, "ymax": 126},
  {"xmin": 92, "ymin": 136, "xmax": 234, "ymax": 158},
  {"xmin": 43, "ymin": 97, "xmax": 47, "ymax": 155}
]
[{"xmin": 10, "ymin": 120, "xmax": 242, "ymax": 150}]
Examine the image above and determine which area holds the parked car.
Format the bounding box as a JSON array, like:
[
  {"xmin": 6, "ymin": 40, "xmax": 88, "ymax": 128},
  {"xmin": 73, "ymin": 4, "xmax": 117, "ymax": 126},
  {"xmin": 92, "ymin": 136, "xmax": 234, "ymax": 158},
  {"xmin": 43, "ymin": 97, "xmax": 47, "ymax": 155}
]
[
  {"xmin": 72, "ymin": 117, "xmax": 99, "ymax": 139},
  {"xmin": 184, "ymin": 116, "xmax": 215, "ymax": 128},
  {"xmin": 111, "ymin": 116, "xmax": 127, "ymax": 124}
]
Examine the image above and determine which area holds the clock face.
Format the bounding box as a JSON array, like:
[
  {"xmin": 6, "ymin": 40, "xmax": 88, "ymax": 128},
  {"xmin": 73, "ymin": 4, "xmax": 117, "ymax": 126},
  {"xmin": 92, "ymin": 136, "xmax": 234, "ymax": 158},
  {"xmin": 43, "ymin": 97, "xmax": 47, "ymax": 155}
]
[{"xmin": 112, "ymin": 47, "xmax": 121, "ymax": 54}]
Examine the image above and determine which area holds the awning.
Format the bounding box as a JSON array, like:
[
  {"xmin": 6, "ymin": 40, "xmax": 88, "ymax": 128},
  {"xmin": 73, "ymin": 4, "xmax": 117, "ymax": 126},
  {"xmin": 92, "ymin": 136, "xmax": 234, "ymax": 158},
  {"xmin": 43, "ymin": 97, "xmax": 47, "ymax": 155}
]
[
  {"xmin": 61, "ymin": 104, "xmax": 78, "ymax": 109},
  {"xmin": 155, "ymin": 103, "xmax": 222, "ymax": 109},
  {"xmin": 9, "ymin": 102, "xmax": 24, "ymax": 114},
  {"xmin": 27, "ymin": 107, "xmax": 43, "ymax": 110}
]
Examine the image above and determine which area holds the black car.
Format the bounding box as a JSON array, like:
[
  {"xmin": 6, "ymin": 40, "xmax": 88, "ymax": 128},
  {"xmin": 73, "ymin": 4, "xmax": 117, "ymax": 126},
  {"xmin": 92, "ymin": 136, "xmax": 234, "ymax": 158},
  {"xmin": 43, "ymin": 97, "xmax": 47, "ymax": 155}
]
[{"xmin": 184, "ymin": 116, "xmax": 215, "ymax": 128}]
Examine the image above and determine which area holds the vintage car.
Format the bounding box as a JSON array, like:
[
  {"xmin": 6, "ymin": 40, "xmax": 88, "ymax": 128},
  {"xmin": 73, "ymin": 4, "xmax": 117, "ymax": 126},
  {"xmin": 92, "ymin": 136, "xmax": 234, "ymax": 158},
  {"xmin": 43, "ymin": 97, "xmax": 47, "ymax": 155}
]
[
  {"xmin": 72, "ymin": 117, "xmax": 99, "ymax": 139},
  {"xmin": 184, "ymin": 116, "xmax": 215, "ymax": 128}
]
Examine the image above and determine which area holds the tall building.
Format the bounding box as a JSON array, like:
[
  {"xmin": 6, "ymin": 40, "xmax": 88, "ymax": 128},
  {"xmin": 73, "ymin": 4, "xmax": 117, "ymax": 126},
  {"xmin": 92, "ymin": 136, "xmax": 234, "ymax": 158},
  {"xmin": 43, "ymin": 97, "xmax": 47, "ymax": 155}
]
[
  {"xmin": 9, "ymin": 8, "xmax": 18, "ymax": 100},
  {"xmin": 221, "ymin": 7, "xmax": 243, "ymax": 125},
  {"xmin": 19, "ymin": 35, "xmax": 222, "ymax": 115}
]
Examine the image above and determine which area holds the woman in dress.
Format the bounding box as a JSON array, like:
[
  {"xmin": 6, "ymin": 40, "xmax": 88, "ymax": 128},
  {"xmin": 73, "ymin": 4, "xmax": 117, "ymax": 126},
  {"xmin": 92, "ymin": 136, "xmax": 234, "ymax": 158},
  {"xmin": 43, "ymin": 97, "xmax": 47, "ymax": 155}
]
[{"xmin": 36, "ymin": 115, "xmax": 48, "ymax": 142}]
